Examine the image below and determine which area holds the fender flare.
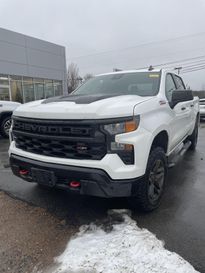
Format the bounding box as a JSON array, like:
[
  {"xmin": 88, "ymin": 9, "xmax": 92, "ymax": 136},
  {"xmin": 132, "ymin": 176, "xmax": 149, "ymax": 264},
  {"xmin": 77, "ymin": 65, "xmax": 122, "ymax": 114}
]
[{"xmin": 0, "ymin": 111, "xmax": 13, "ymax": 123}]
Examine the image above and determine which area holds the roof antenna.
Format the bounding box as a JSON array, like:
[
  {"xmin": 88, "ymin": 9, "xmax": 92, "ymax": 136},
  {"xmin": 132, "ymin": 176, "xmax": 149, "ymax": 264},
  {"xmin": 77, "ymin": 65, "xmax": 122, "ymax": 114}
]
[
  {"xmin": 113, "ymin": 68, "xmax": 123, "ymax": 72},
  {"xmin": 148, "ymin": 65, "xmax": 154, "ymax": 71}
]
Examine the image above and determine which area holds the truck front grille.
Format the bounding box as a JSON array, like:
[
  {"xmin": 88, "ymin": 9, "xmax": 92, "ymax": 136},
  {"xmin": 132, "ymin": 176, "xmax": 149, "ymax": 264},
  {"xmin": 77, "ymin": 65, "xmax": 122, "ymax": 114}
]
[{"xmin": 12, "ymin": 117, "xmax": 107, "ymax": 160}]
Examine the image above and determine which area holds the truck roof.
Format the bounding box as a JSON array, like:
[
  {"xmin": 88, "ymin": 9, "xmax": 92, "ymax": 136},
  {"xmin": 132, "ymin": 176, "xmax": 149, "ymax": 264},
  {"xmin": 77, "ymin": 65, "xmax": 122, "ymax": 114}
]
[{"xmin": 96, "ymin": 68, "xmax": 175, "ymax": 77}]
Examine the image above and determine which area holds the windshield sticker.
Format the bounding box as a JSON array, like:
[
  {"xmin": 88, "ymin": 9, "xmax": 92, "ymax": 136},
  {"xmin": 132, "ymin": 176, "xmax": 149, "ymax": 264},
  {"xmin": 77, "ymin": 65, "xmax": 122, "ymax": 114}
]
[{"xmin": 149, "ymin": 74, "xmax": 159, "ymax": 78}]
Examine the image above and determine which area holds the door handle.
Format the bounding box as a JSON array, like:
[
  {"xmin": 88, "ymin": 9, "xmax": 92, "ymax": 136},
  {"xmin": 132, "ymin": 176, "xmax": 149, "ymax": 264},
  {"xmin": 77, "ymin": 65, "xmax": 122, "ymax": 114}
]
[
  {"xmin": 190, "ymin": 104, "xmax": 194, "ymax": 107},
  {"xmin": 181, "ymin": 107, "xmax": 186, "ymax": 111}
]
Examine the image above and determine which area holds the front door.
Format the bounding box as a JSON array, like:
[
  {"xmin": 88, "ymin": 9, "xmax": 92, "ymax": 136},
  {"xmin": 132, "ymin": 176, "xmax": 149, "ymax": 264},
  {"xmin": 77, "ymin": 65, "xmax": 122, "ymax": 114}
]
[{"xmin": 165, "ymin": 73, "xmax": 190, "ymax": 150}]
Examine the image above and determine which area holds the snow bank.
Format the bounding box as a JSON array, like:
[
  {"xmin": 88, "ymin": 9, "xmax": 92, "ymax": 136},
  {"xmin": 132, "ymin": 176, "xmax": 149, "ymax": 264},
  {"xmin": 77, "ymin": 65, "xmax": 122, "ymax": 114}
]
[{"xmin": 51, "ymin": 210, "xmax": 199, "ymax": 273}]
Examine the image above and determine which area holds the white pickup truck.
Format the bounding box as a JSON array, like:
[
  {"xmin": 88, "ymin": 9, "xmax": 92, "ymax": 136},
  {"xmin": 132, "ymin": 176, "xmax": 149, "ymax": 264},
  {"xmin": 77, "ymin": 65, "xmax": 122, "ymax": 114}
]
[
  {"xmin": 9, "ymin": 68, "xmax": 199, "ymax": 211},
  {"xmin": 0, "ymin": 101, "xmax": 21, "ymax": 138}
]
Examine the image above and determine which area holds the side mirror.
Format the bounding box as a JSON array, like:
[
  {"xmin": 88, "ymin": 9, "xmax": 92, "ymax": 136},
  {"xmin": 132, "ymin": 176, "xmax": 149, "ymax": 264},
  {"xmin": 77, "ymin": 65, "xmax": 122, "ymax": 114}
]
[{"xmin": 170, "ymin": 90, "xmax": 193, "ymax": 108}]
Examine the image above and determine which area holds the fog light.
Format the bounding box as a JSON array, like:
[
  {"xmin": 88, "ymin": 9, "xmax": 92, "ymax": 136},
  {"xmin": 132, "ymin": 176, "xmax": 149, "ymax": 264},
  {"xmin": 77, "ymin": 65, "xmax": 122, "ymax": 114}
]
[
  {"xmin": 111, "ymin": 142, "xmax": 133, "ymax": 151},
  {"xmin": 110, "ymin": 143, "xmax": 134, "ymax": 165},
  {"xmin": 111, "ymin": 142, "xmax": 125, "ymax": 151}
]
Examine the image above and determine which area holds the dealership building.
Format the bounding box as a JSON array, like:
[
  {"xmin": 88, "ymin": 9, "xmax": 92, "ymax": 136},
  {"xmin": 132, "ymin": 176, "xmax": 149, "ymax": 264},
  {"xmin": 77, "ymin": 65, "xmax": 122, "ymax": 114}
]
[{"xmin": 0, "ymin": 27, "xmax": 67, "ymax": 103}]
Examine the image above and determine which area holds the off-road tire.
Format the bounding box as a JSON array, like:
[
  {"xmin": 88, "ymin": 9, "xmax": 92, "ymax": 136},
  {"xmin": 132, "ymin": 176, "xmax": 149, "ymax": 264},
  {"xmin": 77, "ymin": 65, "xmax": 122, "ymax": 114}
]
[
  {"xmin": 129, "ymin": 147, "xmax": 167, "ymax": 212},
  {"xmin": 0, "ymin": 116, "xmax": 12, "ymax": 138}
]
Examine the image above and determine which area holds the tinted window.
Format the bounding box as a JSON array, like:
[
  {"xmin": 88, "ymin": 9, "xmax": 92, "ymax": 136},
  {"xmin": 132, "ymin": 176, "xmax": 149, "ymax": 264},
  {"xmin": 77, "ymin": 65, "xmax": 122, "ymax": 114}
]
[
  {"xmin": 165, "ymin": 74, "xmax": 176, "ymax": 102},
  {"xmin": 10, "ymin": 77, "xmax": 23, "ymax": 103},
  {"xmin": 173, "ymin": 75, "xmax": 185, "ymax": 90},
  {"xmin": 23, "ymin": 78, "xmax": 35, "ymax": 103},
  {"xmin": 74, "ymin": 72, "xmax": 161, "ymax": 97},
  {"xmin": 0, "ymin": 87, "xmax": 10, "ymax": 100}
]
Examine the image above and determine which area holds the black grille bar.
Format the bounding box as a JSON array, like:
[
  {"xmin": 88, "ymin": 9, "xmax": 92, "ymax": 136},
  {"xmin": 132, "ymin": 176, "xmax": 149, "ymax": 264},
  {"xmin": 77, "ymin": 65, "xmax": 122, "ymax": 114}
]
[{"xmin": 12, "ymin": 117, "xmax": 107, "ymax": 160}]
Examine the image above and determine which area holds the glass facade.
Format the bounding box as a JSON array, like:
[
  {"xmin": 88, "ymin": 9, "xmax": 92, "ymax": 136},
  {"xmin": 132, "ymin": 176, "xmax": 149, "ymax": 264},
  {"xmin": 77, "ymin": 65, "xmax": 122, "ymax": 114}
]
[
  {"xmin": 23, "ymin": 77, "xmax": 35, "ymax": 103},
  {"xmin": 45, "ymin": 79, "xmax": 54, "ymax": 98},
  {"xmin": 34, "ymin": 78, "xmax": 45, "ymax": 101},
  {"xmin": 0, "ymin": 74, "xmax": 63, "ymax": 103},
  {"xmin": 10, "ymin": 76, "xmax": 23, "ymax": 103},
  {"xmin": 0, "ymin": 75, "xmax": 10, "ymax": 100}
]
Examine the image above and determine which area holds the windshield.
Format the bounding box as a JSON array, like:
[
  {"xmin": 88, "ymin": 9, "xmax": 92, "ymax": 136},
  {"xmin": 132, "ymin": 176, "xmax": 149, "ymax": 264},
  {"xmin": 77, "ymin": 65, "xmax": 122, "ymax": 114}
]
[{"xmin": 74, "ymin": 72, "xmax": 161, "ymax": 97}]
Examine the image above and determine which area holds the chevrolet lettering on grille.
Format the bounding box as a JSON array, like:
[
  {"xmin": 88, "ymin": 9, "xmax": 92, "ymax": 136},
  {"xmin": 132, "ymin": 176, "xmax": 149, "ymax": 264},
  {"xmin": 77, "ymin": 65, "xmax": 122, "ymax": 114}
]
[
  {"xmin": 13, "ymin": 121, "xmax": 91, "ymax": 136},
  {"xmin": 12, "ymin": 118, "xmax": 107, "ymax": 160}
]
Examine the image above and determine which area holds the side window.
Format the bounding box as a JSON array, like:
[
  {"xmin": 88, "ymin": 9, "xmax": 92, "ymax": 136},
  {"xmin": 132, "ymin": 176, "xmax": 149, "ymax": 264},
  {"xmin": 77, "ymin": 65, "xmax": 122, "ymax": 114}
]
[
  {"xmin": 173, "ymin": 75, "xmax": 185, "ymax": 90},
  {"xmin": 165, "ymin": 74, "xmax": 176, "ymax": 102}
]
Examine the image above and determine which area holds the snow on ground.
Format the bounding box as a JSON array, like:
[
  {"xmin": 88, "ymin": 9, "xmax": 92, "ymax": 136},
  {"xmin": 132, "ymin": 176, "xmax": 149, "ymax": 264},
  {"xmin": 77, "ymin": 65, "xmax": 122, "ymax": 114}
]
[{"xmin": 50, "ymin": 210, "xmax": 199, "ymax": 273}]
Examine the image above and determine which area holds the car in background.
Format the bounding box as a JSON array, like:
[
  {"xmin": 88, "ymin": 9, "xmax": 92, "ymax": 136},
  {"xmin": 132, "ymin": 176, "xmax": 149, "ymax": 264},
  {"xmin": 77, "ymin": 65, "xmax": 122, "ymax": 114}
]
[
  {"xmin": 199, "ymin": 98, "xmax": 205, "ymax": 120},
  {"xmin": 0, "ymin": 101, "xmax": 21, "ymax": 138}
]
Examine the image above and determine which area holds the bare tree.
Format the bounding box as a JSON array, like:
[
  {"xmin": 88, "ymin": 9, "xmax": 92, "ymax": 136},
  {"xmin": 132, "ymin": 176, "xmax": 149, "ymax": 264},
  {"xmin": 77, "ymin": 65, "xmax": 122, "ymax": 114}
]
[
  {"xmin": 84, "ymin": 73, "xmax": 93, "ymax": 82},
  {"xmin": 67, "ymin": 63, "xmax": 82, "ymax": 93}
]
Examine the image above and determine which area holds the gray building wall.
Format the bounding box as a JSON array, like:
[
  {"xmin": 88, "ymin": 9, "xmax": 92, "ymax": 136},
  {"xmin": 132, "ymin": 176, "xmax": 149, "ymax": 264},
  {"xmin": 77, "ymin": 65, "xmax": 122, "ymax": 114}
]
[{"xmin": 0, "ymin": 27, "xmax": 67, "ymax": 94}]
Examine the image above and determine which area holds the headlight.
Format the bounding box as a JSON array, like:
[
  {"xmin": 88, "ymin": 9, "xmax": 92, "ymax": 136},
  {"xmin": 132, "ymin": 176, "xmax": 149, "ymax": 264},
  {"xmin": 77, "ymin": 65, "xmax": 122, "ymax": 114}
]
[
  {"xmin": 103, "ymin": 116, "xmax": 140, "ymax": 135},
  {"xmin": 102, "ymin": 116, "xmax": 140, "ymax": 165}
]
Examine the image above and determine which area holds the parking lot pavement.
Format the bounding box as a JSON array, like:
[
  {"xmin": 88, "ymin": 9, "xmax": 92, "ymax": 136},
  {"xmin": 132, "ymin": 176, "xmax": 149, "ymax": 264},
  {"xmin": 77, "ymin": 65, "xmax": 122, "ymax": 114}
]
[
  {"xmin": 0, "ymin": 126, "xmax": 205, "ymax": 272},
  {"xmin": 0, "ymin": 137, "xmax": 10, "ymax": 169},
  {"xmin": 0, "ymin": 191, "xmax": 75, "ymax": 273}
]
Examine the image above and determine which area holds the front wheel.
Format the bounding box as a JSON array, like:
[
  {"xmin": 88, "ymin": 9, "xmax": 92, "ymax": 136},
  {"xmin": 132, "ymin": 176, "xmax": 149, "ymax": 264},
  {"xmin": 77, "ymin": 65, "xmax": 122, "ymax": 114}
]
[
  {"xmin": 0, "ymin": 116, "xmax": 12, "ymax": 138},
  {"xmin": 128, "ymin": 147, "xmax": 167, "ymax": 212}
]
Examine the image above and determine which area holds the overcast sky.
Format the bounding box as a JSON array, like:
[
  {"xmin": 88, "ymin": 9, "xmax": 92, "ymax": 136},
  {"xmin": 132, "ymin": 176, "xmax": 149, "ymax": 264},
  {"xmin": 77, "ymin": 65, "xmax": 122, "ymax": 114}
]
[{"xmin": 1, "ymin": 0, "xmax": 205, "ymax": 89}]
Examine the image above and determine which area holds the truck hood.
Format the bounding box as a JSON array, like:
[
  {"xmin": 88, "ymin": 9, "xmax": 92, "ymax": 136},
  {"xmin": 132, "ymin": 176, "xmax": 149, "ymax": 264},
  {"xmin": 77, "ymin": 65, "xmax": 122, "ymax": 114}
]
[{"xmin": 13, "ymin": 95, "xmax": 153, "ymax": 120}]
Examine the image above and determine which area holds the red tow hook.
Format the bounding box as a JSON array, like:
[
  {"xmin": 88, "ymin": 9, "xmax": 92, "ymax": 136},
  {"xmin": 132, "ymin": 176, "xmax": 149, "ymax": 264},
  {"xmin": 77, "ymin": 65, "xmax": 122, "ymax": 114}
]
[
  {"xmin": 19, "ymin": 169, "xmax": 29, "ymax": 176},
  {"xmin": 70, "ymin": 181, "xmax": 81, "ymax": 188}
]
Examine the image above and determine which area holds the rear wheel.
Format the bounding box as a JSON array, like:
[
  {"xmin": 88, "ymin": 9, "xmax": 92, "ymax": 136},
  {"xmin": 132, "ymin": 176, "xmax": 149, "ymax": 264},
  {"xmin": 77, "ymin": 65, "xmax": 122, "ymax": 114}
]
[
  {"xmin": 0, "ymin": 116, "xmax": 12, "ymax": 138},
  {"xmin": 129, "ymin": 147, "xmax": 167, "ymax": 212}
]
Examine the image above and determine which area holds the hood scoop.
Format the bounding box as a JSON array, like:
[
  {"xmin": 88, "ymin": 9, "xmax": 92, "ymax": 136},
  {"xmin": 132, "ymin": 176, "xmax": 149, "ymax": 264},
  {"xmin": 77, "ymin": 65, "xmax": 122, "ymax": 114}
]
[{"xmin": 42, "ymin": 94, "xmax": 121, "ymax": 105}]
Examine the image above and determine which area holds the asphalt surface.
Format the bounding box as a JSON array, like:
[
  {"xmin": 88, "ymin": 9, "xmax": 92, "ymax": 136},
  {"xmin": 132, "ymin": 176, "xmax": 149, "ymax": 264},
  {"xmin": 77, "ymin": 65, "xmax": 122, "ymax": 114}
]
[{"xmin": 0, "ymin": 126, "xmax": 205, "ymax": 272}]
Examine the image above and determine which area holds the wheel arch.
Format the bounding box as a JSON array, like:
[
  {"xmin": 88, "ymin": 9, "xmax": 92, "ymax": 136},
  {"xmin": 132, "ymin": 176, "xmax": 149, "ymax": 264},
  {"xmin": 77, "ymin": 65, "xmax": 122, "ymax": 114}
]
[
  {"xmin": 150, "ymin": 130, "xmax": 169, "ymax": 154},
  {"xmin": 195, "ymin": 111, "xmax": 200, "ymax": 123},
  {"xmin": 0, "ymin": 111, "xmax": 13, "ymax": 124}
]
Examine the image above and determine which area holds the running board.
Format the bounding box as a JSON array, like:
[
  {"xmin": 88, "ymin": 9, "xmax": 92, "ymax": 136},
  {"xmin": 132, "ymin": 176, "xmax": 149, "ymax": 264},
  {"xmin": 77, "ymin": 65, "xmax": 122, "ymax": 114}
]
[{"xmin": 168, "ymin": 141, "xmax": 191, "ymax": 168}]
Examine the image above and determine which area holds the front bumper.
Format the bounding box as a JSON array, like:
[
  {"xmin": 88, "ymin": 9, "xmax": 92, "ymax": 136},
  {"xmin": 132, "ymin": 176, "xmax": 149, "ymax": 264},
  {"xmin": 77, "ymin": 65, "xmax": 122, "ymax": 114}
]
[
  {"xmin": 9, "ymin": 125, "xmax": 151, "ymax": 180},
  {"xmin": 10, "ymin": 154, "xmax": 142, "ymax": 198}
]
